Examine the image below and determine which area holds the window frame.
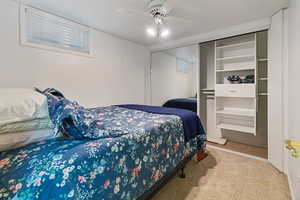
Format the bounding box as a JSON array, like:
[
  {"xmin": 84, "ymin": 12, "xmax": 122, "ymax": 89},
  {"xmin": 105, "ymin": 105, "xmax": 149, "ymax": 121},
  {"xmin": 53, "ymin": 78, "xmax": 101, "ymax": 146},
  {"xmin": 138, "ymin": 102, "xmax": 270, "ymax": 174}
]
[{"xmin": 19, "ymin": 4, "xmax": 93, "ymax": 57}]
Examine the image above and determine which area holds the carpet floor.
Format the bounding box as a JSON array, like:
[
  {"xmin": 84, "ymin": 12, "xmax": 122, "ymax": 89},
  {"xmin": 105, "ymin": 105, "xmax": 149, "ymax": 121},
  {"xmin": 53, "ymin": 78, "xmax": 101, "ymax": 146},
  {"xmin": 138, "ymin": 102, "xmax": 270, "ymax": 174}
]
[{"xmin": 151, "ymin": 148, "xmax": 291, "ymax": 200}]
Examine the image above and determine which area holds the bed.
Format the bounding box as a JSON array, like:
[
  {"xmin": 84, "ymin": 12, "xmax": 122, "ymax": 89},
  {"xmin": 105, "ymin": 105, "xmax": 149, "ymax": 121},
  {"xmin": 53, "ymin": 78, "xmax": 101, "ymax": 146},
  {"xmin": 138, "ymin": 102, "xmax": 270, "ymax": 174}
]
[
  {"xmin": 163, "ymin": 98, "xmax": 197, "ymax": 113},
  {"xmin": 0, "ymin": 92, "xmax": 206, "ymax": 200}
]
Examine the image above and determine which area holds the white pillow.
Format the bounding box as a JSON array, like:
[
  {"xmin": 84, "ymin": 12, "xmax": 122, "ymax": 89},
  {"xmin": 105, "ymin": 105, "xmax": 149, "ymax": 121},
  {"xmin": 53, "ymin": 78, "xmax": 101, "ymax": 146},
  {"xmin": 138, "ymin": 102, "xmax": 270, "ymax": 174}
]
[
  {"xmin": 0, "ymin": 88, "xmax": 49, "ymax": 126},
  {"xmin": 0, "ymin": 129, "xmax": 59, "ymax": 152}
]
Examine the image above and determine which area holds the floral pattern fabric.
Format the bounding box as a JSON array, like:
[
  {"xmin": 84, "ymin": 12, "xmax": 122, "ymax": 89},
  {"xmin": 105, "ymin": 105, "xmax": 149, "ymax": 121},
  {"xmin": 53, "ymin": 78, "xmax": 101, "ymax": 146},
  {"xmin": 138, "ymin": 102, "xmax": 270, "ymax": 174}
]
[{"xmin": 0, "ymin": 104, "xmax": 206, "ymax": 200}]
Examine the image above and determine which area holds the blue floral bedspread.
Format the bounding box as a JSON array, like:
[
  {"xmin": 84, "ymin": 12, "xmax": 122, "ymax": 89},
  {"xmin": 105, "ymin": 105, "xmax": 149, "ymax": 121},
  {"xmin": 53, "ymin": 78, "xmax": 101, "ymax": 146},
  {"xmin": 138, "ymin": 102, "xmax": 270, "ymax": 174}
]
[{"xmin": 0, "ymin": 104, "xmax": 206, "ymax": 200}]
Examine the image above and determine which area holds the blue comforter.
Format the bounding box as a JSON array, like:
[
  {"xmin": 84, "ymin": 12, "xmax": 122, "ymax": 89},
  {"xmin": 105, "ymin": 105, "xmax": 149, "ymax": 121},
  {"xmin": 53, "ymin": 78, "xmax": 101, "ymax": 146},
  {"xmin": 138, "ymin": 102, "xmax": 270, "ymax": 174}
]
[
  {"xmin": 0, "ymin": 90, "xmax": 206, "ymax": 200},
  {"xmin": 118, "ymin": 104, "xmax": 205, "ymax": 142}
]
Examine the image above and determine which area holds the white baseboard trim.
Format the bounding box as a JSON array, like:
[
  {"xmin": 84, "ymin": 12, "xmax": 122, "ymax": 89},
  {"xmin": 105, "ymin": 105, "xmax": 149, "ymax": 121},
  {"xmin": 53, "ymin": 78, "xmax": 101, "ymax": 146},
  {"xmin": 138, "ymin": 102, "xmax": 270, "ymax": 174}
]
[
  {"xmin": 206, "ymin": 136, "xmax": 227, "ymax": 145},
  {"xmin": 287, "ymin": 169, "xmax": 296, "ymax": 200},
  {"xmin": 206, "ymin": 144, "xmax": 268, "ymax": 162}
]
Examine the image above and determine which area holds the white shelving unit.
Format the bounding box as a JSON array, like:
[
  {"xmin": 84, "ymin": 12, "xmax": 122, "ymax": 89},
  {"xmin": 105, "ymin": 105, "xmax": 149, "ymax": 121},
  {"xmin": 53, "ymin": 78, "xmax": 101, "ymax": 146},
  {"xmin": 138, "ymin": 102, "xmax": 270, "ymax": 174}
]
[
  {"xmin": 215, "ymin": 33, "xmax": 257, "ymax": 135},
  {"xmin": 199, "ymin": 31, "xmax": 268, "ymax": 145}
]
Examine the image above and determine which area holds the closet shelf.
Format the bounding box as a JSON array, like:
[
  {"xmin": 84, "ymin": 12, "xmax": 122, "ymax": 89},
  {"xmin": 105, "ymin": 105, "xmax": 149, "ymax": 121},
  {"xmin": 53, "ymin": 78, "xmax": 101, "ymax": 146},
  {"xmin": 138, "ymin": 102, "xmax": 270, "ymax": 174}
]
[
  {"xmin": 259, "ymin": 78, "xmax": 268, "ymax": 81},
  {"xmin": 216, "ymin": 41, "xmax": 255, "ymax": 50},
  {"xmin": 216, "ymin": 108, "xmax": 255, "ymax": 117},
  {"xmin": 216, "ymin": 55, "xmax": 255, "ymax": 62},
  {"xmin": 216, "ymin": 67, "xmax": 255, "ymax": 72},
  {"xmin": 258, "ymin": 58, "xmax": 268, "ymax": 62},
  {"xmin": 259, "ymin": 93, "xmax": 268, "ymax": 96},
  {"xmin": 217, "ymin": 123, "xmax": 255, "ymax": 134},
  {"xmin": 201, "ymin": 92, "xmax": 215, "ymax": 95},
  {"xmin": 201, "ymin": 88, "xmax": 215, "ymax": 91}
]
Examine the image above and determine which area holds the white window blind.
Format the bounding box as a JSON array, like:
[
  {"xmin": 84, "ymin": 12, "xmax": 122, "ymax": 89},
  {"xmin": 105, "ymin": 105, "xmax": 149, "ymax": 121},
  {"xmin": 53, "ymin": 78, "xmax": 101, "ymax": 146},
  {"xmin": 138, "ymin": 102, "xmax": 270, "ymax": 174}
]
[{"xmin": 21, "ymin": 6, "xmax": 91, "ymax": 55}]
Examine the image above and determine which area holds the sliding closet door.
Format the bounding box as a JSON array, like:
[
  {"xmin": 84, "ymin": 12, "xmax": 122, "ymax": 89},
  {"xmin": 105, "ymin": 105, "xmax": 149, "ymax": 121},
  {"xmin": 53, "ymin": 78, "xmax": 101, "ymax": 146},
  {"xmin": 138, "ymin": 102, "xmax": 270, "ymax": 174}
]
[{"xmin": 268, "ymin": 10, "xmax": 285, "ymax": 172}]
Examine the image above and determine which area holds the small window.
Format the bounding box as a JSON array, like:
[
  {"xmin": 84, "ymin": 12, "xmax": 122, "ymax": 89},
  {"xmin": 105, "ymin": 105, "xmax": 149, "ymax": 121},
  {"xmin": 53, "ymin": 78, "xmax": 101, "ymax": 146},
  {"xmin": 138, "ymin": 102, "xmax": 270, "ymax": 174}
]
[
  {"xmin": 20, "ymin": 5, "xmax": 91, "ymax": 56},
  {"xmin": 177, "ymin": 59, "xmax": 190, "ymax": 73}
]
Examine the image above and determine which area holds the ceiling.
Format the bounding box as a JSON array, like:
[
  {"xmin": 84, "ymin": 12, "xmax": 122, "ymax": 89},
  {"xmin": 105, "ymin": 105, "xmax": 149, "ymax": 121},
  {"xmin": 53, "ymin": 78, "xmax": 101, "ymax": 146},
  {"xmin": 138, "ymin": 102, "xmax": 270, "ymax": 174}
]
[{"xmin": 21, "ymin": 0, "xmax": 288, "ymax": 46}]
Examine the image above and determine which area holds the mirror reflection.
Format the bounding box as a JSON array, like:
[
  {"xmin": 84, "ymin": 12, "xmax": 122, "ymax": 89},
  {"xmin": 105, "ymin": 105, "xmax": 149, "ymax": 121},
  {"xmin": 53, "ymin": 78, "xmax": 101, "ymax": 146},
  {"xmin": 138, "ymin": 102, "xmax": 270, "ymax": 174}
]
[{"xmin": 151, "ymin": 45, "xmax": 198, "ymax": 113}]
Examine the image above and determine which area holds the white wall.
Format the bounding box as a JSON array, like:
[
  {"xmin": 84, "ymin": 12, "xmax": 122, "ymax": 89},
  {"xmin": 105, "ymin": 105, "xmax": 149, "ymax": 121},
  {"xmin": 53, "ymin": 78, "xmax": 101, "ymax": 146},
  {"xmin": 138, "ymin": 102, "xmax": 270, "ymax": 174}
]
[
  {"xmin": 268, "ymin": 10, "xmax": 285, "ymax": 169},
  {"xmin": 287, "ymin": 0, "xmax": 300, "ymax": 199},
  {"xmin": 0, "ymin": 0, "xmax": 150, "ymax": 107},
  {"xmin": 151, "ymin": 52, "xmax": 197, "ymax": 106}
]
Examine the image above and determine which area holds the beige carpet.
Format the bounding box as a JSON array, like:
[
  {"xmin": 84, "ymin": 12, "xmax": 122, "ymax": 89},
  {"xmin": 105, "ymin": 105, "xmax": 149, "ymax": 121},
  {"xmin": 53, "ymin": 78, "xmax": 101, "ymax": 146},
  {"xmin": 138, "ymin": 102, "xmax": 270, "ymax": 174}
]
[{"xmin": 151, "ymin": 148, "xmax": 291, "ymax": 200}]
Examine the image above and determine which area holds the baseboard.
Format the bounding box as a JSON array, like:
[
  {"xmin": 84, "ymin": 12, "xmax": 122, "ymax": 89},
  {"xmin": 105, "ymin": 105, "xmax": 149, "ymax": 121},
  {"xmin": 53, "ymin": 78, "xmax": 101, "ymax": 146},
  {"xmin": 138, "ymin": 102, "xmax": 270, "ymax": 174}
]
[
  {"xmin": 206, "ymin": 136, "xmax": 227, "ymax": 145},
  {"xmin": 287, "ymin": 169, "xmax": 296, "ymax": 200},
  {"xmin": 206, "ymin": 144, "xmax": 268, "ymax": 162}
]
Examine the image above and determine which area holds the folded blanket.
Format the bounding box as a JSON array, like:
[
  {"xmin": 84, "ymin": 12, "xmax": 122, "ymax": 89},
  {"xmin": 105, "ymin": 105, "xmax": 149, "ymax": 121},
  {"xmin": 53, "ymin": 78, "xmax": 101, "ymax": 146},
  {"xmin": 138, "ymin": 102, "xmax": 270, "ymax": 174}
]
[
  {"xmin": 0, "ymin": 118, "xmax": 54, "ymax": 134},
  {"xmin": 118, "ymin": 104, "xmax": 205, "ymax": 142},
  {"xmin": 0, "ymin": 129, "xmax": 56, "ymax": 152}
]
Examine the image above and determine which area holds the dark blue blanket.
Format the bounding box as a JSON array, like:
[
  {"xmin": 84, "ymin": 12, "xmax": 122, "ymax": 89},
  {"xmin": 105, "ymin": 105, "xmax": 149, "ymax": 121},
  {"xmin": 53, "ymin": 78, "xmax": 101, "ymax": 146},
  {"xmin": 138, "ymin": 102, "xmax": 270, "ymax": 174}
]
[
  {"xmin": 163, "ymin": 98, "xmax": 197, "ymax": 113},
  {"xmin": 118, "ymin": 104, "xmax": 205, "ymax": 142}
]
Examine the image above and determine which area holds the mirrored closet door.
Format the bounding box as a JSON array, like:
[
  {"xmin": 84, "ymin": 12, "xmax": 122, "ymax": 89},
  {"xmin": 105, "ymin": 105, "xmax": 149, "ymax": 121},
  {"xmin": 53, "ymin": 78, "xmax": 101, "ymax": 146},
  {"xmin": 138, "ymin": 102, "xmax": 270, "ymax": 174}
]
[{"xmin": 151, "ymin": 45, "xmax": 198, "ymax": 113}]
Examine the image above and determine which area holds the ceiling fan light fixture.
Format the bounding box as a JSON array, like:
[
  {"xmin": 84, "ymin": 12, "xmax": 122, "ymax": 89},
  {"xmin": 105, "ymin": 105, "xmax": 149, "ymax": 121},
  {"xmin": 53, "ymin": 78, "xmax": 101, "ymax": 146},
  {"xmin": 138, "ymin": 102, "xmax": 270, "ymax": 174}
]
[
  {"xmin": 146, "ymin": 0, "xmax": 172, "ymax": 39},
  {"xmin": 154, "ymin": 16, "xmax": 163, "ymax": 25}
]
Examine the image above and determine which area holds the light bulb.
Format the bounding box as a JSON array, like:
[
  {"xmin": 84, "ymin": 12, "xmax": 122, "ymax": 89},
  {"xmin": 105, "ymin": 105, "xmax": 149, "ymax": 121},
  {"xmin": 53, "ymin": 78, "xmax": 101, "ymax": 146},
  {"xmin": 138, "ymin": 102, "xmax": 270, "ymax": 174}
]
[
  {"xmin": 160, "ymin": 29, "xmax": 170, "ymax": 38},
  {"xmin": 147, "ymin": 28, "xmax": 157, "ymax": 37}
]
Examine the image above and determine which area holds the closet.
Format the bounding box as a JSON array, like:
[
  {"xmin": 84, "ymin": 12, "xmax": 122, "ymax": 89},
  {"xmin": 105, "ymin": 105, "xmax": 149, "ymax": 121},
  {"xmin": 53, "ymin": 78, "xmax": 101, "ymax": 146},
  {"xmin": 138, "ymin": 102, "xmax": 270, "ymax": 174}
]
[{"xmin": 199, "ymin": 31, "xmax": 268, "ymax": 149}]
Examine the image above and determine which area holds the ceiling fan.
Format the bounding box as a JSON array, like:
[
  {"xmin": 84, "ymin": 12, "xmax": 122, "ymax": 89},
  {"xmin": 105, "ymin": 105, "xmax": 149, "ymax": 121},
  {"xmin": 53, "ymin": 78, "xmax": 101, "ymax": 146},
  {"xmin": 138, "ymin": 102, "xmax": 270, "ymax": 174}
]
[{"xmin": 116, "ymin": 0, "xmax": 187, "ymax": 39}]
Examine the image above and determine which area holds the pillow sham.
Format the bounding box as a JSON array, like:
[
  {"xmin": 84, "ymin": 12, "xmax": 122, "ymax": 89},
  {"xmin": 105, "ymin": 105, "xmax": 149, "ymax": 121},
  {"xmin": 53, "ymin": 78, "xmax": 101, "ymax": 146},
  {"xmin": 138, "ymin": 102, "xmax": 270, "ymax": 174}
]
[
  {"xmin": 0, "ymin": 129, "xmax": 59, "ymax": 152},
  {"xmin": 0, "ymin": 88, "xmax": 49, "ymax": 126},
  {"xmin": 0, "ymin": 118, "xmax": 54, "ymax": 134}
]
